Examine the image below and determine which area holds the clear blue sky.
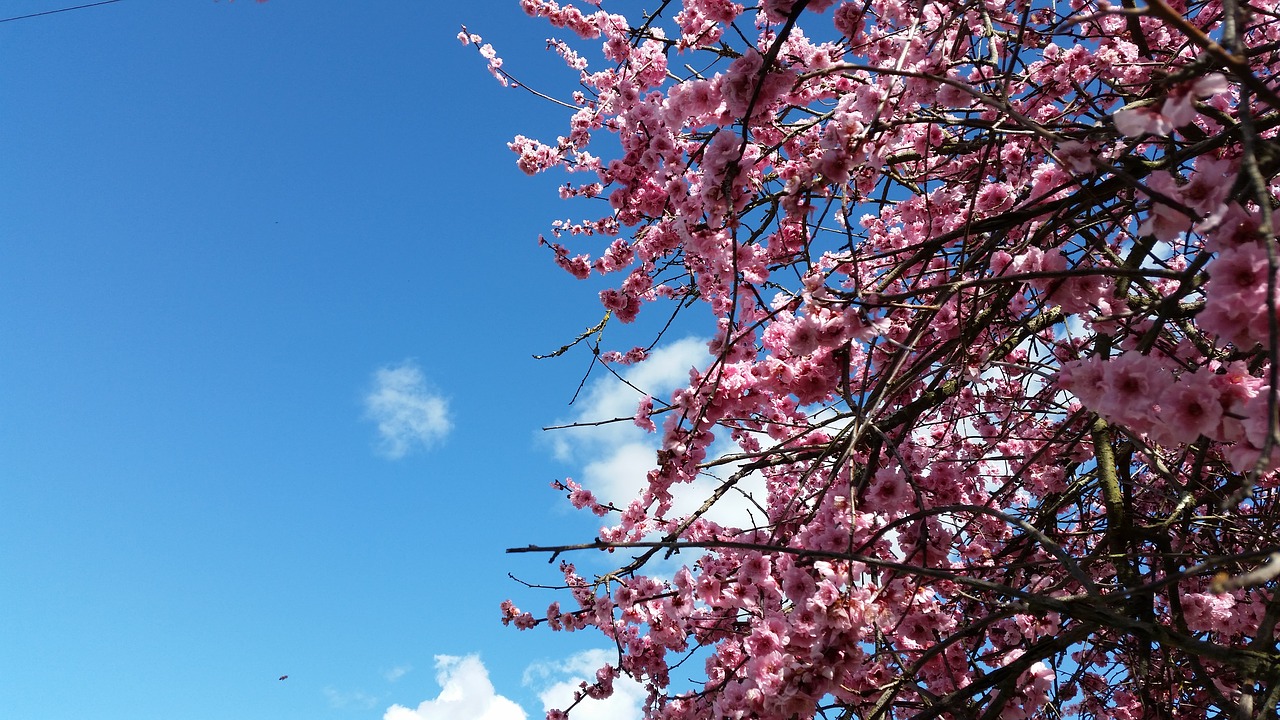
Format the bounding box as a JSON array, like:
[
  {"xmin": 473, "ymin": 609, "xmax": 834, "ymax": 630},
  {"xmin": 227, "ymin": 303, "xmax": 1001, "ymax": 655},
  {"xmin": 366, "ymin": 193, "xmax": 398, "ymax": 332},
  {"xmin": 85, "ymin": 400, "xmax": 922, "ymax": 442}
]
[{"xmin": 0, "ymin": 2, "xmax": 703, "ymax": 718}]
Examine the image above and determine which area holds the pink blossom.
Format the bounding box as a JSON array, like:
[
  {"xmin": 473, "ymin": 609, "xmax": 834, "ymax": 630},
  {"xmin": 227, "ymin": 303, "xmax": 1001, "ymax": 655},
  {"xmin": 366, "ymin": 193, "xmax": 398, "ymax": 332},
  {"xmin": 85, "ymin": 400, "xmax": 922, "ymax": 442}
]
[
  {"xmin": 1138, "ymin": 171, "xmax": 1192, "ymax": 241},
  {"xmin": 1114, "ymin": 104, "xmax": 1173, "ymax": 137},
  {"xmin": 1115, "ymin": 74, "xmax": 1229, "ymax": 137},
  {"xmin": 562, "ymin": 478, "xmax": 598, "ymax": 510},
  {"xmin": 634, "ymin": 395, "xmax": 657, "ymax": 432},
  {"xmin": 1154, "ymin": 373, "xmax": 1224, "ymax": 445},
  {"xmin": 865, "ymin": 465, "xmax": 911, "ymax": 514},
  {"xmin": 600, "ymin": 288, "xmax": 641, "ymax": 322},
  {"xmin": 1181, "ymin": 591, "xmax": 1237, "ymax": 634},
  {"xmin": 786, "ymin": 316, "xmax": 821, "ymax": 357},
  {"xmin": 477, "ymin": 4, "xmax": 1280, "ymax": 718},
  {"xmin": 832, "ymin": 3, "xmax": 865, "ymax": 41},
  {"xmin": 1162, "ymin": 74, "xmax": 1230, "ymax": 128},
  {"xmin": 1200, "ymin": 242, "xmax": 1274, "ymax": 347},
  {"xmin": 975, "ymin": 182, "xmax": 1015, "ymax": 214},
  {"xmin": 739, "ymin": 552, "xmax": 771, "ymax": 586},
  {"xmin": 1182, "ymin": 155, "xmax": 1235, "ymax": 218},
  {"xmin": 509, "ymin": 134, "xmax": 559, "ymax": 175},
  {"xmin": 500, "ymin": 599, "xmax": 537, "ymax": 630},
  {"xmin": 762, "ymin": 0, "xmax": 800, "ymax": 22},
  {"xmin": 1056, "ymin": 140, "xmax": 1098, "ymax": 174},
  {"xmin": 1207, "ymin": 204, "xmax": 1277, "ymax": 251},
  {"xmin": 1095, "ymin": 353, "xmax": 1164, "ymax": 429}
]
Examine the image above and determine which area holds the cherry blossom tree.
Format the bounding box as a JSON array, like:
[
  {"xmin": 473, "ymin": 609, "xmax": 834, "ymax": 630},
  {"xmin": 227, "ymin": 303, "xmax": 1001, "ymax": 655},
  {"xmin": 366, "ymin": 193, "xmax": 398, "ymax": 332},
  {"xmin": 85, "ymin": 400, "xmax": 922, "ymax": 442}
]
[{"xmin": 468, "ymin": 0, "xmax": 1280, "ymax": 718}]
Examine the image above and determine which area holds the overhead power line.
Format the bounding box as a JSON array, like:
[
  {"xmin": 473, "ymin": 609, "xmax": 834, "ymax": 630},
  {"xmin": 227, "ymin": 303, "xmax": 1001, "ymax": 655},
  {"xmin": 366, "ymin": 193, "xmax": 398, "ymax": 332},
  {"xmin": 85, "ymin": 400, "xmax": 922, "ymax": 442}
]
[{"xmin": 0, "ymin": 0, "xmax": 124, "ymax": 24}]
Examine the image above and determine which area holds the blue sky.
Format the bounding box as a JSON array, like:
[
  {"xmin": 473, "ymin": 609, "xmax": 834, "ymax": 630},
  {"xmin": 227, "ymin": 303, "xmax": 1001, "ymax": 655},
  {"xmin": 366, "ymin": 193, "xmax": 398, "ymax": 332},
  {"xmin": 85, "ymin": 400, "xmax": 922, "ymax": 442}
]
[{"xmin": 0, "ymin": 2, "xmax": 706, "ymax": 718}]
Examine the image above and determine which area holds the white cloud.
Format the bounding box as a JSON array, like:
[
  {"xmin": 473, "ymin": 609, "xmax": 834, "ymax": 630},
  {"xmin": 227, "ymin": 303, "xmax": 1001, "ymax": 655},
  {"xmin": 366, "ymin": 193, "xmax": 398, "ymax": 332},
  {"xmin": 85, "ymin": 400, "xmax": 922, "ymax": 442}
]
[
  {"xmin": 364, "ymin": 360, "xmax": 451, "ymax": 459},
  {"xmin": 384, "ymin": 655, "xmax": 526, "ymax": 720},
  {"xmin": 525, "ymin": 650, "xmax": 646, "ymax": 720},
  {"xmin": 548, "ymin": 337, "xmax": 767, "ymax": 529},
  {"xmin": 323, "ymin": 687, "xmax": 379, "ymax": 709},
  {"xmin": 385, "ymin": 665, "xmax": 412, "ymax": 682},
  {"xmin": 550, "ymin": 337, "xmax": 709, "ymax": 461},
  {"xmin": 579, "ymin": 441, "xmax": 653, "ymax": 506},
  {"xmin": 579, "ymin": 439, "xmax": 767, "ymax": 528}
]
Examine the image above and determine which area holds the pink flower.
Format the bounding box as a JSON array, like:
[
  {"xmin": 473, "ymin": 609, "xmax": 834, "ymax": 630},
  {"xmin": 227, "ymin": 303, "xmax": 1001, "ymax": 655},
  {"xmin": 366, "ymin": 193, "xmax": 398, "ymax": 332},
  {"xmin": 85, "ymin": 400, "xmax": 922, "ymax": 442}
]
[
  {"xmin": 1182, "ymin": 155, "xmax": 1235, "ymax": 218},
  {"xmin": 1138, "ymin": 171, "xmax": 1192, "ymax": 241},
  {"xmin": 1240, "ymin": 389, "xmax": 1277, "ymax": 451},
  {"xmin": 1180, "ymin": 591, "xmax": 1237, "ymax": 634},
  {"xmin": 762, "ymin": 0, "xmax": 799, "ymax": 21},
  {"xmin": 788, "ymin": 356, "xmax": 837, "ymax": 405},
  {"xmin": 1200, "ymin": 242, "xmax": 1273, "ymax": 347},
  {"xmin": 975, "ymin": 182, "xmax": 1015, "ymax": 214},
  {"xmin": 787, "ymin": 316, "xmax": 822, "ymax": 356},
  {"xmin": 1056, "ymin": 140, "xmax": 1097, "ymax": 174},
  {"xmin": 745, "ymin": 651, "xmax": 788, "ymax": 695},
  {"xmin": 716, "ymin": 50, "xmax": 795, "ymax": 121},
  {"xmin": 509, "ymin": 134, "xmax": 559, "ymax": 175},
  {"xmin": 634, "ymin": 395, "xmax": 657, "ymax": 432},
  {"xmin": 562, "ymin": 479, "xmax": 598, "ymax": 510},
  {"xmin": 866, "ymin": 465, "xmax": 911, "ymax": 514},
  {"xmin": 1155, "ymin": 374, "xmax": 1223, "ymax": 445},
  {"xmin": 1162, "ymin": 74, "xmax": 1230, "ymax": 128},
  {"xmin": 1114, "ymin": 104, "xmax": 1172, "ymax": 138},
  {"xmin": 500, "ymin": 600, "xmax": 537, "ymax": 630},
  {"xmin": 780, "ymin": 562, "xmax": 817, "ymax": 603},
  {"xmin": 600, "ymin": 288, "xmax": 641, "ymax": 322},
  {"xmin": 1114, "ymin": 75, "xmax": 1228, "ymax": 137},
  {"xmin": 833, "ymin": 3, "xmax": 865, "ymax": 41},
  {"xmin": 739, "ymin": 552, "xmax": 772, "ymax": 586},
  {"xmin": 540, "ymin": 238, "xmax": 591, "ymax": 279},
  {"xmin": 1211, "ymin": 243, "xmax": 1270, "ymax": 300},
  {"xmin": 1207, "ymin": 204, "xmax": 1279, "ymax": 251},
  {"xmin": 935, "ymin": 71, "xmax": 974, "ymax": 108},
  {"xmin": 1073, "ymin": 353, "xmax": 1168, "ymax": 432}
]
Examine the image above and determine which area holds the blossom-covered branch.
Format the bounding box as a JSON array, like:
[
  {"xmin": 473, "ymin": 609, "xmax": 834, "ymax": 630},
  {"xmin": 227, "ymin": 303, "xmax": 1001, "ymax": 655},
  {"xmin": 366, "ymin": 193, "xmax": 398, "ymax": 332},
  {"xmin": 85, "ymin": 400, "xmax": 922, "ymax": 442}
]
[{"xmin": 472, "ymin": 0, "xmax": 1280, "ymax": 718}]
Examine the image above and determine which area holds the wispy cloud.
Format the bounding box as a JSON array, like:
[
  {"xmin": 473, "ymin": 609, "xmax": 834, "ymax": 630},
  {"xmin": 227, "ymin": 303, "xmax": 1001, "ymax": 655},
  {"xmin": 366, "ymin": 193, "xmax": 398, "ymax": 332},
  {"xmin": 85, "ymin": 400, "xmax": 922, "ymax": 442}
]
[
  {"xmin": 322, "ymin": 686, "xmax": 379, "ymax": 710},
  {"xmin": 550, "ymin": 336, "xmax": 709, "ymax": 462},
  {"xmin": 364, "ymin": 360, "xmax": 451, "ymax": 459},
  {"xmin": 525, "ymin": 650, "xmax": 646, "ymax": 720},
  {"xmin": 549, "ymin": 337, "xmax": 767, "ymax": 528},
  {"xmin": 384, "ymin": 655, "xmax": 526, "ymax": 720},
  {"xmin": 384, "ymin": 665, "xmax": 412, "ymax": 683}
]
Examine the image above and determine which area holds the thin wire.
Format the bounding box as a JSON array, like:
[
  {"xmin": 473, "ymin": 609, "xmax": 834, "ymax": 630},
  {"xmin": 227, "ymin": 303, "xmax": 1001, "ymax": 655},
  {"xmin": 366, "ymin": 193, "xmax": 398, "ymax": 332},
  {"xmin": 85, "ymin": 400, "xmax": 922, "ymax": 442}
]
[{"xmin": 0, "ymin": 0, "xmax": 124, "ymax": 24}]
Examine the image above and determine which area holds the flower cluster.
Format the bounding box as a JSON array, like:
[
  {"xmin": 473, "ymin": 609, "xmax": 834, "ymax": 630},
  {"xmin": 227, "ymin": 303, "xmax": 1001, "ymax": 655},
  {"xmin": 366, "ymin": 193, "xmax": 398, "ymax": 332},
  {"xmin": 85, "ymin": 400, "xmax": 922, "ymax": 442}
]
[{"xmin": 469, "ymin": 1, "xmax": 1280, "ymax": 718}]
